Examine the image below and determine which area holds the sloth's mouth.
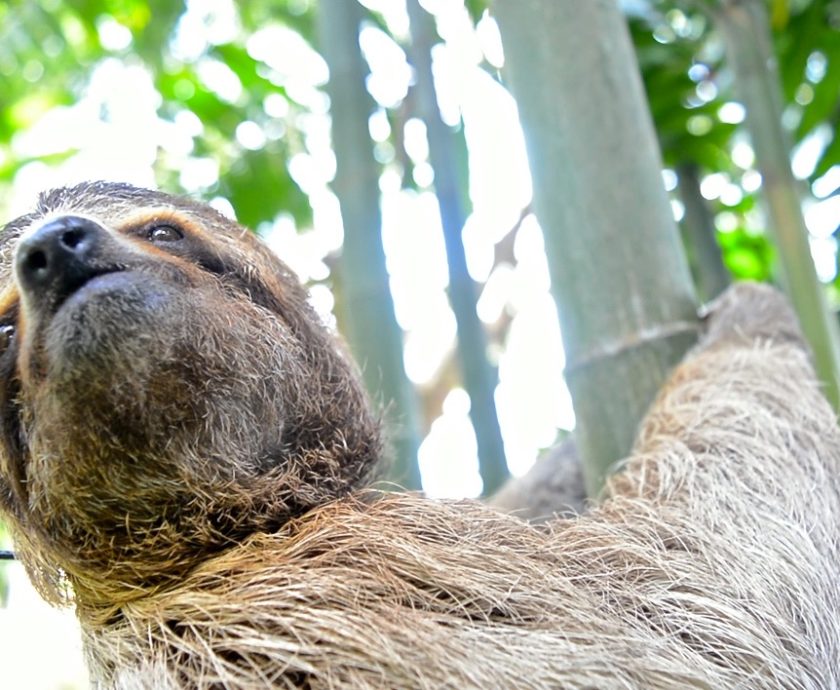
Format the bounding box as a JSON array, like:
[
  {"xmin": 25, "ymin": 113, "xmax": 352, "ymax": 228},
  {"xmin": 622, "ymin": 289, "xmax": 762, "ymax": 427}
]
[
  {"xmin": 53, "ymin": 267, "xmax": 127, "ymax": 315},
  {"xmin": 43, "ymin": 269, "xmax": 178, "ymax": 363}
]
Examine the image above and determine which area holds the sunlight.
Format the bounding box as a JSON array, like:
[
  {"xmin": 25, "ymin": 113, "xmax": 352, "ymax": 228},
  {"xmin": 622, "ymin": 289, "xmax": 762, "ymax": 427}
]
[{"xmin": 418, "ymin": 388, "xmax": 483, "ymax": 498}]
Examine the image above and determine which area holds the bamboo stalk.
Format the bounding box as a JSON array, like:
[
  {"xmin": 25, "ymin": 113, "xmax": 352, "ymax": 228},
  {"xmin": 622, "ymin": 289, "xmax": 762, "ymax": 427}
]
[
  {"xmin": 715, "ymin": 0, "xmax": 840, "ymax": 411},
  {"xmin": 406, "ymin": 0, "xmax": 509, "ymax": 495},
  {"xmin": 677, "ymin": 162, "xmax": 731, "ymax": 302},
  {"xmin": 494, "ymin": 0, "xmax": 700, "ymax": 495},
  {"xmin": 319, "ymin": 0, "xmax": 423, "ymax": 489}
]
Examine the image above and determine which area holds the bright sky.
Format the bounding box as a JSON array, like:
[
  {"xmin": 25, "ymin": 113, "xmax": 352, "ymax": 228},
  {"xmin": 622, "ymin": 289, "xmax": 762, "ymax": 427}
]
[{"xmin": 2, "ymin": 0, "xmax": 839, "ymax": 687}]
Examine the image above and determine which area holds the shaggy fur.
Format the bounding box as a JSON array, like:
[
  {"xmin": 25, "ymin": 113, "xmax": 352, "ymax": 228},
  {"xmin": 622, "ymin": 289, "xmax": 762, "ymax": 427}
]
[
  {"xmin": 0, "ymin": 182, "xmax": 380, "ymax": 606},
  {"xmin": 1, "ymin": 183, "xmax": 838, "ymax": 688}
]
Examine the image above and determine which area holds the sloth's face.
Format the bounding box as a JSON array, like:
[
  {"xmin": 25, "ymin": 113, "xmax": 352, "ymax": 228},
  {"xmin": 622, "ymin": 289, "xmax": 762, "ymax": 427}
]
[{"xmin": 0, "ymin": 182, "xmax": 379, "ymax": 601}]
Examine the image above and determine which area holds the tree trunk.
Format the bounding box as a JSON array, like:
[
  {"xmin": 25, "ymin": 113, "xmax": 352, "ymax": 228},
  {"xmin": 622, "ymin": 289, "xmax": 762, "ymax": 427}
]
[
  {"xmin": 406, "ymin": 0, "xmax": 509, "ymax": 495},
  {"xmin": 494, "ymin": 0, "xmax": 700, "ymax": 496},
  {"xmin": 319, "ymin": 0, "xmax": 422, "ymax": 489},
  {"xmin": 715, "ymin": 0, "xmax": 840, "ymax": 411},
  {"xmin": 676, "ymin": 162, "xmax": 730, "ymax": 302}
]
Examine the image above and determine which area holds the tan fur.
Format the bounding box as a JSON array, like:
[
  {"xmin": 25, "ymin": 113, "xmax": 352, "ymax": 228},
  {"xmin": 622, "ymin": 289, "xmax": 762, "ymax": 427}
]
[{"xmin": 1, "ymin": 183, "xmax": 838, "ymax": 688}]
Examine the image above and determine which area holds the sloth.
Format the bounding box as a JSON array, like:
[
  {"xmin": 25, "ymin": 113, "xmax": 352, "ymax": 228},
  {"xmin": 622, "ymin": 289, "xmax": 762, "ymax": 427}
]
[{"xmin": 0, "ymin": 181, "xmax": 837, "ymax": 689}]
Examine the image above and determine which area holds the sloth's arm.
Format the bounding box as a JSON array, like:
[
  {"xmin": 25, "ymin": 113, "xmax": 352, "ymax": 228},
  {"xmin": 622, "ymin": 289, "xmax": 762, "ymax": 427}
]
[{"xmin": 609, "ymin": 282, "xmax": 840, "ymax": 531}]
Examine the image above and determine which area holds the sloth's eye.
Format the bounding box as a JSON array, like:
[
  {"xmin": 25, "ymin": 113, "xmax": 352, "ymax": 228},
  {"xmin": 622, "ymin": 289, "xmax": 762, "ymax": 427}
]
[
  {"xmin": 0, "ymin": 323, "xmax": 15, "ymax": 351},
  {"xmin": 148, "ymin": 224, "xmax": 184, "ymax": 243}
]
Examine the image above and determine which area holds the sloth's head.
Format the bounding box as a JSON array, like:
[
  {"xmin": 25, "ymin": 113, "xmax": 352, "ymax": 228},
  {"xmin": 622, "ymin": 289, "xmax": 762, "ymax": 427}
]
[{"xmin": 0, "ymin": 182, "xmax": 380, "ymax": 607}]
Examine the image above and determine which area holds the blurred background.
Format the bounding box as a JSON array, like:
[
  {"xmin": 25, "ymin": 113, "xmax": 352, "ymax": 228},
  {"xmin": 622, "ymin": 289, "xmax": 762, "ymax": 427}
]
[{"xmin": 0, "ymin": 0, "xmax": 838, "ymax": 686}]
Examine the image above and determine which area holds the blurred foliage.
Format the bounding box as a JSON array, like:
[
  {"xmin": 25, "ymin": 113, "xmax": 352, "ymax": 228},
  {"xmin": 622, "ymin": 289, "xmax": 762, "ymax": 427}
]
[
  {"xmin": 0, "ymin": 0, "xmax": 315, "ymax": 229},
  {"xmin": 463, "ymin": 0, "xmax": 490, "ymax": 23},
  {"xmin": 0, "ymin": 0, "xmax": 837, "ymax": 259},
  {"xmin": 718, "ymin": 227, "xmax": 775, "ymax": 280},
  {"xmin": 625, "ymin": 0, "xmax": 840, "ymax": 287}
]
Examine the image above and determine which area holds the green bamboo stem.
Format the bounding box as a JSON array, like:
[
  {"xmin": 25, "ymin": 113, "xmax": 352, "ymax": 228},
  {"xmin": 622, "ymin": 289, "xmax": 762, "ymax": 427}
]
[
  {"xmin": 319, "ymin": 0, "xmax": 423, "ymax": 489},
  {"xmin": 406, "ymin": 0, "xmax": 509, "ymax": 495},
  {"xmin": 494, "ymin": 0, "xmax": 700, "ymax": 496},
  {"xmin": 677, "ymin": 163, "xmax": 731, "ymax": 302},
  {"xmin": 715, "ymin": 0, "xmax": 840, "ymax": 411}
]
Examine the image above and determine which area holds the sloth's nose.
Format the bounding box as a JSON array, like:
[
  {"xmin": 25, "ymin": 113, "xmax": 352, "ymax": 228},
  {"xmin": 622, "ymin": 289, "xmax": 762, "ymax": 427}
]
[{"xmin": 15, "ymin": 215, "xmax": 108, "ymax": 302}]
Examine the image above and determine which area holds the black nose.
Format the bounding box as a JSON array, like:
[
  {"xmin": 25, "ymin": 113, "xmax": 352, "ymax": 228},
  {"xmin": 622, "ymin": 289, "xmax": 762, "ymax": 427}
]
[{"xmin": 15, "ymin": 215, "xmax": 108, "ymax": 303}]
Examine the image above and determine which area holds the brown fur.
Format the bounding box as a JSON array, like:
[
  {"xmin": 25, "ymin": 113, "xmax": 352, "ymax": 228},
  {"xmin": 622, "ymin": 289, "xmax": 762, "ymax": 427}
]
[
  {"xmin": 1, "ymin": 183, "xmax": 839, "ymax": 688},
  {"xmin": 0, "ymin": 182, "xmax": 380, "ymax": 608}
]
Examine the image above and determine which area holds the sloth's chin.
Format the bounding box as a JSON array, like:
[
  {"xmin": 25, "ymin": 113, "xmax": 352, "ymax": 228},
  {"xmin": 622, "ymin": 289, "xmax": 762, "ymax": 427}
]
[{"xmin": 43, "ymin": 272, "xmax": 181, "ymax": 371}]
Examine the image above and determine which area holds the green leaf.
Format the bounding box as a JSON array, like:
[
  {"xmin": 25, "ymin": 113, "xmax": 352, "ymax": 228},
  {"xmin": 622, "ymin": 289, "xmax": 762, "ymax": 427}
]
[{"xmin": 220, "ymin": 147, "xmax": 312, "ymax": 229}]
